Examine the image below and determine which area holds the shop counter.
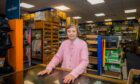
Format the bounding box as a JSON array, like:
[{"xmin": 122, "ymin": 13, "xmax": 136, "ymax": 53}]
[{"xmin": 0, "ymin": 64, "xmax": 122, "ymax": 84}]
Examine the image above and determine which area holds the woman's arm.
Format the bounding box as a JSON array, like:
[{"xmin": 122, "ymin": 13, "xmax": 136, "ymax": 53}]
[{"xmin": 46, "ymin": 43, "xmax": 64, "ymax": 71}]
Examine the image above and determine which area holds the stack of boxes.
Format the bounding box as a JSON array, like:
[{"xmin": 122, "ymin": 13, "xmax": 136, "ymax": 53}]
[{"xmin": 105, "ymin": 48, "xmax": 122, "ymax": 72}]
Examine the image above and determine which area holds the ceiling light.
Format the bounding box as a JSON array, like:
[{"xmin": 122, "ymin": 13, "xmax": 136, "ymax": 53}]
[
  {"xmin": 20, "ymin": 2, "xmax": 35, "ymax": 8},
  {"xmin": 54, "ymin": 5, "xmax": 70, "ymax": 11},
  {"xmin": 87, "ymin": 0, "xmax": 105, "ymax": 5},
  {"xmin": 86, "ymin": 21, "xmax": 93, "ymax": 23},
  {"xmin": 72, "ymin": 16, "xmax": 82, "ymax": 19},
  {"xmin": 127, "ymin": 17, "xmax": 136, "ymax": 20},
  {"xmin": 125, "ymin": 9, "xmax": 137, "ymax": 13},
  {"xmin": 104, "ymin": 19, "xmax": 112, "ymax": 21},
  {"xmin": 95, "ymin": 13, "xmax": 105, "ymax": 17}
]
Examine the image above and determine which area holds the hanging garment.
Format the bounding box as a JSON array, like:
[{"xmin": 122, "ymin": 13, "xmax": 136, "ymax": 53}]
[
  {"xmin": 0, "ymin": 17, "xmax": 11, "ymax": 31},
  {"xmin": 24, "ymin": 28, "xmax": 31, "ymax": 46},
  {"xmin": 0, "ymin": 32, "xmax": 12, "ymax": 48},
  {"xmin": 0, "ymin": 32, "xmax": 12, "ymax": 57},
  {"xmin": 0, "ymin": 49, "xmax": 7, "ymax": 57},
  {"xmin": 32, "ymin": 39, "xmax": 41, "ymax": 52}
]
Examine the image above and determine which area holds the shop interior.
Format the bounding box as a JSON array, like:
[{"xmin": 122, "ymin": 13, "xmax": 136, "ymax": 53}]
[{"xmin": 0, "ymin": 0, "xmax": 140, "ymax": 84}]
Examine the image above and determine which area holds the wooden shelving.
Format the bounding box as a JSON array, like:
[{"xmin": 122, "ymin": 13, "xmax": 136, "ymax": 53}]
[
  {"xmin": 88, "ymin": 48, "xmax": 97, "ymax": 52},
  {"xmin": 102, "ymin": 36, "xmax": 124, "ymax": 79},
  {"xmin": 89, "ymin": 56, "xmax": 97, "ymax": 64},
  {"xmin": 59, "ymin": 19, "xmax": 67, "ymax": 45},
  {"xmin": 35, "ymin": 20, "xmax": 59, "ymax": 64},
  {"xmin": 86, "ymin": 35, "xmax": 98, "ymax": 38},
  {"xmin": 102, "ymin": 71, "xmax": 122, "ymax": 79},
  {"xmin": 106, "ymin": 48, "xmax": 118, "ymax": 50},
  {"xmin": 86, "ymin": 34, "xmax": 102, "ymax": 75},
  {"xmin": 87, "ymin": 40, "xmax": 98, "ymax": 44},
  {"xmin": 86, "ymin": 35, "xmax": 98, "ymax": 72}
]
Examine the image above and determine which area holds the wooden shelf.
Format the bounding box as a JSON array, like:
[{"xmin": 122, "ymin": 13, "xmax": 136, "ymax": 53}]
[
  {"xmin": 60, "ymin": 26, "xmax": 66, "ymax": 28},
  {"xmin": 102, "ymin": 71, "xmax": 122, "ymax": 79},
  {"xmin": 105, "ymin": 62, "xmax": 121, "ymax": 65},
  {"xmin": 53, "ymin": 38, "xmax": 59, "ymax": 40},
  {"xmin": 98, "ymin": 30, "xmax": 107, "ymax": 32},
  {"xmin": 86, "ymin": 35, "xmax": 97, "ymax": 38},
  {"xmin": 88, "ymin": 48, "xmax": 97, "ymax": 52},
  {"xmin": 87, "ymin": 68, "xmax": 97, "ymax": 72},
  {"xmin": 31, "ymin": 57, "xmax": 42, "ymax": 60},
  {"xmin": 106, "ymin": 48, "xmax": 118, "ymax": 50},
  {"xmin": 89, "ymin": 56, "xmax": 97, "ymax": 64},
  {"xmin": 87, "ymin": 40, "xmax": 97, "ymax": 44}
]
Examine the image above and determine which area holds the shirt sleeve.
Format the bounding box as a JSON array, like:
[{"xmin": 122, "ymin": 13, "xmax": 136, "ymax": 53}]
[
  {"xmin": 46, "ymin": 42, "xmax": 64, "ymax": 71},
  {"xmin": 70, "ymin": 42, "xmax": 89, "ymax": 78}
]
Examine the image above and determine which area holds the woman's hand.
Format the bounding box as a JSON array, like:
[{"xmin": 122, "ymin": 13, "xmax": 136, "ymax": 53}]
[
  {"xmin": 37, "ymin": 69, "xmax": 52, "ymax": 76},
  {"xmin": 63, "ymin": 74, "xmax": 76, "ymax": 84}
]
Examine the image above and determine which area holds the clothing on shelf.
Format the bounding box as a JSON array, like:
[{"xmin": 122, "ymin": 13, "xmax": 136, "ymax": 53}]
[
  {"xmin": 0, "ymin": 17, "xmax": 13, "ymax": 74},
  {"xmin": 32, "ymin": 39, "xmax": 41, "ymax": 52},
  {"xmin": 23, "ymin": 27, "xmax": 32, "ymax": 67}
]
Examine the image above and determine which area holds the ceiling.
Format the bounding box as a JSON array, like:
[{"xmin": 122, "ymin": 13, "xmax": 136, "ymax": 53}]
[{"xmin": 0, "ymin": 0, "xmax": 140, "ymax": 23}]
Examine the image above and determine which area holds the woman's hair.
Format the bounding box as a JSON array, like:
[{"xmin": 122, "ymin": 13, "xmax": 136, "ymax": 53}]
[{"xmin": 66, "ymin": 24, "xmax": 80, "ymax": 36}]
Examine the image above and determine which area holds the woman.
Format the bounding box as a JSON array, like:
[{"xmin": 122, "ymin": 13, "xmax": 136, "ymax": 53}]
[{"xmin": 38, "ymin": 24, "xmax": 89, "ymax": 83}]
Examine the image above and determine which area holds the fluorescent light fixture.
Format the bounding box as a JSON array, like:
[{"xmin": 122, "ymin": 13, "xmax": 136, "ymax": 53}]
[
  {"xmin": 95, "ymin": 13, "xmax": 105, "ymax": 17},
  {"xmin": 104, "ymin": 19, "xmax": 112, "ymax": 21},
  {"xmin": 86, "ymin": 21, "xmax": 93, "ymax": 23},
  {"xmin": 54, "ymin": 5, "xmax": 70, "ymax": 11},
  {"xmin": 127, "ymin": 17, "xmax": 136, "ymax": 20},
  {"xmin": 87, "ymin": 0, "xmax": 104, "ymax": 5},
  {"xmin": 72, "ymin": 16, "xmax": 82, "ymax": 19},
  {"xmin": 125, "ymin": 9, "xmax": 137, "ymax": 13},
  {"xmin": 20, "ymin": 2, "xmax": 35, "ymax": 8}
]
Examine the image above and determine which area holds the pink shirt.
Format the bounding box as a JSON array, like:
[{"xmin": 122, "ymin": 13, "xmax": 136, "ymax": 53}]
[{"xmin": 46, "ymin": 38, "xmax": 89, "ymax": 78}]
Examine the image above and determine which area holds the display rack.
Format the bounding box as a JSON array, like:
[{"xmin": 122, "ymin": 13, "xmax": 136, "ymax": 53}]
[
  {"xmin": 35, "ymin": 20, "xmax": 60, "ymax": 64},
  {"xmin": 59, "ymin": 19, "xmax": 67, "ymax": 45},
  {"xmin": 102, "ymin": 36, "xmax": 124, "ymax": 79},
  {"xmin": 86, "ymin": 35, "xmax": 102, "ymax": 75}
]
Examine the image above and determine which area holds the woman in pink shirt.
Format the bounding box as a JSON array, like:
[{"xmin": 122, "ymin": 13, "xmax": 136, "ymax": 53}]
[{"xmin": 38, "ymin": 24, "xmax": 89, "ymax": 83}]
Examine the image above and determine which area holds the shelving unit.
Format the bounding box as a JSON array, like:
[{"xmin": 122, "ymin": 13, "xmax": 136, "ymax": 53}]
[
  {"xmin": 86, "ymin": 35, "xmax": 102, "ymax": 75},
  {"xmin": 35, "ymin": 20, "xmax": 60, "ymax": 64},
  {"xmin": 102, "ymin": 36, "xmax": 123, "ymax": 79},
  {"xmin": 59, "ymin": 19, "xmax": 67, "ymax": 45},
  {"xmin": 51, "ymin": 22, "xmax": 59, "ymax": 55}
]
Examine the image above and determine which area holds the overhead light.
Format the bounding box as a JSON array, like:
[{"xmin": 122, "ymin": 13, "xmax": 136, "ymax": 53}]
[
  {"xmin": 125, "ymin": 9, "xmax": 137, "ymax": 13},
  {"xmin": 127, "ymin": 17, "xmax": 136, "ymax": 20},
  {"xmin": 86, "ymin": 21, "xmax": 93, "ymax": 23},
  {"xmin": 87, "ymin": 0, "xmax": 104, "ymax": 5},
  {"xmin": 95, "ymin": 13, "xmax": 105, "ymax": 17},
  {"xmin": 20, "ymin": 2, "xmax": 35, "ymax": 8},
  {"xmin": 72, "ymin": 16, "xmax": 82, "ymax": 19},
  {"xmin": 104, "ymin": 19, "xmax": 112, "ymax": 21},
  {"xmin": 54, "ymin": 5, "xmax": 70, "ymax": 11}
]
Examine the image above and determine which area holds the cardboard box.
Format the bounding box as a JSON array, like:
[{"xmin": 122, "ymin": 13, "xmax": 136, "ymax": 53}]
[
  {"xmin": 127, "ymin": 69, "xmax": 140, "ymax": 84},
  {"xmin": 34, "ymin": 11, "xmax": 46, "ymax": 21}
]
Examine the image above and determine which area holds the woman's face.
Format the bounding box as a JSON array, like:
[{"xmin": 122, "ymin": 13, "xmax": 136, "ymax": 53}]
[{"xmin": 67, "ymin": 27, "xmax": 78, "ymax": 40}]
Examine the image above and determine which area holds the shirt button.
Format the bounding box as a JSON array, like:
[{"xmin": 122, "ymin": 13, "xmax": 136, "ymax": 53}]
[{"xmin": 68, "ymin": 66, "xmax": 71, "ymax": 68}]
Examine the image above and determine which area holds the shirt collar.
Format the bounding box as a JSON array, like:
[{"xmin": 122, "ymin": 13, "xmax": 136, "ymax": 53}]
[{"xmin": 69, "ymin": 38, "xmax": 79, "ymax": 45}]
